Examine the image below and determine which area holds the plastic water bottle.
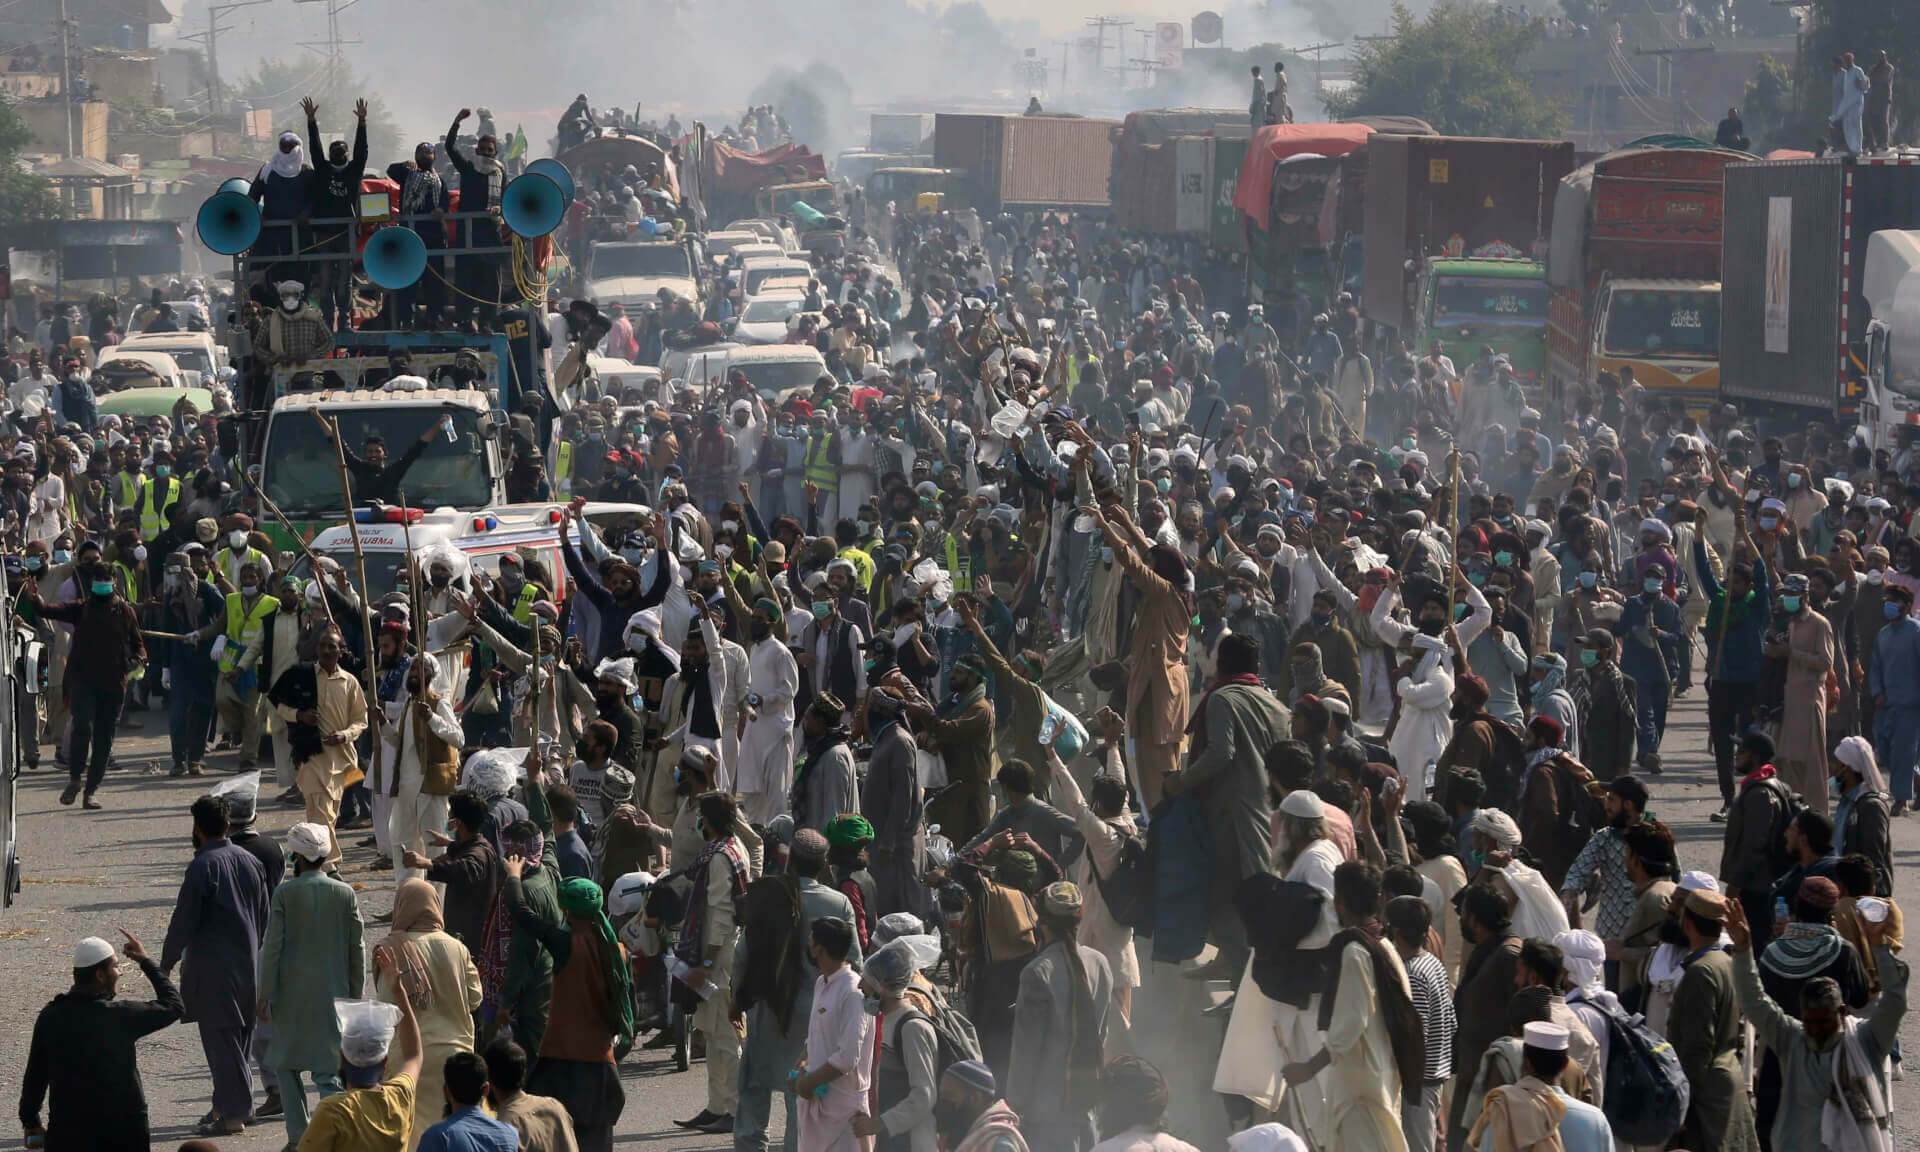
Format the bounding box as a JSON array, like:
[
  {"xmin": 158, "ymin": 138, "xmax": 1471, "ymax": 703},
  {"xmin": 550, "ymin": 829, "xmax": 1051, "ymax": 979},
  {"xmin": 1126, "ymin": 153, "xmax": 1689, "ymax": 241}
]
[
  {"xmin": 1424, "ymin": 759, "xmax": 1439, "ymax": 796},
  {"xmin": 1773, "ymin": 896, "xmax": 1789, "ymax": 929}
]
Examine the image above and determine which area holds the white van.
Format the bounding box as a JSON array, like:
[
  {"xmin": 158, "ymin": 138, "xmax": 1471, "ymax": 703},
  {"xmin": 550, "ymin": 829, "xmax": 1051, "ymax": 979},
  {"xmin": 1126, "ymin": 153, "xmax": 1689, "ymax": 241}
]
[{"xmin": 724, "ymin": 344, "xmax": 828, "ymax": 403}]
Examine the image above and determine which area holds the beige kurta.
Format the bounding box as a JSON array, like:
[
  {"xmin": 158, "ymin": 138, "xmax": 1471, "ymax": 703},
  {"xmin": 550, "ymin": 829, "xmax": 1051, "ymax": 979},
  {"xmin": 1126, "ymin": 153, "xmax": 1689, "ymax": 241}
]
[
  {"xmin": 1323, "ymin": 938, "xmax": 1409, "ymax": 1152},
  {"xmin": 279, "ymin": 664, "xmax": 367, "ymax": 867},
  {"xmin": 1778, "ymin": 610, "xmax": 1834, "ymax": 815},
  {"xmin": 374, "ymin": 930, "xmax": 483, "ymax": 1152},
  {"xmin": 1109, "ymin": 527, "xmax": 1189, "ymax": 807}
]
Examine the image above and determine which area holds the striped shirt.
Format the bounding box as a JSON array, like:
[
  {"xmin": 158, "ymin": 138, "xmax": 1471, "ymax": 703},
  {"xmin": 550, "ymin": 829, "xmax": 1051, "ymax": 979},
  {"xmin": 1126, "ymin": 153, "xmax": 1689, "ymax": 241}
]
[{"xmin": 1404, "ymin": 949, "xmax": 1456, "ymax": 1082}]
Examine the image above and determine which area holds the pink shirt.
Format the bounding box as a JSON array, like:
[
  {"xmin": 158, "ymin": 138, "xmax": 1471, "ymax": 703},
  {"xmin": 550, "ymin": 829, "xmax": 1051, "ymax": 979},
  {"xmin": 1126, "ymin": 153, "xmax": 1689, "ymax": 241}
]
[
  {"xmin": 1268, "ymin": 803, "xmax": 1357, "ymax": 862},
  {"xmin": 800, "ymin": 964, "xmax": 875, "ymax": 1152}
]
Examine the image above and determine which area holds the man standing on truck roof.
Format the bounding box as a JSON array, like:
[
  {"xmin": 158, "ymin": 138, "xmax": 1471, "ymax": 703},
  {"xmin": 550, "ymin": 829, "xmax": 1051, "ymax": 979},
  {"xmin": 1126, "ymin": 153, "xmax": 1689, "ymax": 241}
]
[
  {"xmin": 1249, "ymin": 66, "xmax": 1266, "ymax": 134},
  {"xmin": 312, "ymin": 407, "xmax": 448, "ymax": 507},
  {"xmin": 1867, "ymin": 51, "xmax": 1895, "ymax": 154}
]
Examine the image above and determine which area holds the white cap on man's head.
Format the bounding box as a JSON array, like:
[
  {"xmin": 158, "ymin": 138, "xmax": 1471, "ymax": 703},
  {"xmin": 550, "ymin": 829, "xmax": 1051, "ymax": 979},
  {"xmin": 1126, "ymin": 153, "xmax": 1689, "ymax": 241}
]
[
  {"xmin": 1523, "ymin": 1021, "xmax": 1571, "ymax": 1051},
  {"xmin": 74, "ymin": 936, "xmax": 115, "ymax": 968},
  {"xmin": 1679, "ymin": 870, "xmax": 1719, "ymax": 893},
  {"xmin": 1279, "ymin": 790, "xmax": 1326, "ymax": 819}
]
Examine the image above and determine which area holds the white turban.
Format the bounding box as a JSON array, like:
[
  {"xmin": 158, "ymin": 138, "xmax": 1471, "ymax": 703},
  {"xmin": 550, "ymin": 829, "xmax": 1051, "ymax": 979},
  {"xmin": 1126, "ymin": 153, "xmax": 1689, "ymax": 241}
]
[
  {"xmin": 1228, "ymin": 1125, "xmax": 1310, "ymax": 1152},
  {"xmin": 624, "ymin": 607, "xmax": 679, "ymax": 671},
  {"xmin": 1834, "ymin": 735, "xmax": 1887, "ymax": 793},
  {"xmin": 1638, "ymin": 517, "xmax": 1672, "ymax": 542},
  {"xmin": 286, "ymin": 821, "xmax": 332, "ymax": 863},
  {"xmin": 1471, "ymin": 808, "xmax": 1523, "ymax": 849},
  {"xmin": 1555, "ymin": 929, "xmax": 1606, "ymax": 995},
  {"xmin": 461, "ymin": 748, "xmax": 520, "ymax": 800},
  {"xmin": 594, "ymin": 656, "xmax": 637, "ymax": 693}
]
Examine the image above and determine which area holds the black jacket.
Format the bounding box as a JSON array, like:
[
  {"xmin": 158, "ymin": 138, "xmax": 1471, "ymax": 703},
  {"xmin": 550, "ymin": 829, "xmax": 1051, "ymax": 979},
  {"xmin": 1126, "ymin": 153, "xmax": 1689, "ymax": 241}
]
[
  {"xmin": 305, "ymin": 116, "xmax": 368, "ymax": 234},
  {"xmin": 231, "ymin": 828, "xmax": 286, "ymax": 896},
  {"xmin": 267, "ymin": 663, "xmax": 323, "ymax": 765},
  {"xmin": 20, "ymin": 956, "xmax": 183, "ymax": 1150}
]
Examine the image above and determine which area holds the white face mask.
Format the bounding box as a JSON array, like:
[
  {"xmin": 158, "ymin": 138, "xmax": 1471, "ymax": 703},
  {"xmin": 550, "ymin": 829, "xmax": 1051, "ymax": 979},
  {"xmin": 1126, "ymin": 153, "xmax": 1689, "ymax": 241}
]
[
  {"xmin": 229, "ymin": 531, "xmax": 248, "ymax": 549},
  {"xmin": 132, "ymin": 545, "xmax": 148, "ymax": 562},
  {"xmin": 279, "ymin": 296, "xmax": 301, "ymax": 312}
]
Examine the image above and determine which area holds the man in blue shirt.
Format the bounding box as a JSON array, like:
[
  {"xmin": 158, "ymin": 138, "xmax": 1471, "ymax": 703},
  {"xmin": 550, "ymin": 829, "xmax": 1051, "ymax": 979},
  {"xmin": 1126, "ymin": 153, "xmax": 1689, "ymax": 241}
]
[
  {"xmin": 1475, "ymin": 1022, "xmax": 1614, "ymax": 1152},
  {"xmin": 417, "ymin": 1051, "xmax": 518, "ymax": 1152},
  {"xmin": 1868, "ymin": 582, "xmax": 1920, "ymax": 814}
]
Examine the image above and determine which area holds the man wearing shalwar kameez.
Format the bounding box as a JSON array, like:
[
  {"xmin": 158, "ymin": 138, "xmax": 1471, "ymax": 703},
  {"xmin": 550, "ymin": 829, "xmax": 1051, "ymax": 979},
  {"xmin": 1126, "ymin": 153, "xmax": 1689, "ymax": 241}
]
[
  {"xmin": 1770, "ymin": 572, "xmax": 1835, "ymax": 815},
  {"xmin": 273, "ymin": 627, "xmax": 367, "ymax": 869},
  {"xmin": 162, "ymin": 793, "xmax": 270, "ymax": 1138},
  {"xmin": 1282, "ymin": 861, "xmax": 1411, "ymax": 1152},
  {"xmin": 795, "ymin": 916, "xmax": 876, "ymax": 1152},
  {"xmin": 863, "ymin": 688, "xmax": 925, "ymax": 920},
  {"xmin": 260, "ymin": 822, "xmax": 365, "ymax": 1147},
  {"xmin": 736, "ymin": 597, "xmax": 799, "ymax": 825}
]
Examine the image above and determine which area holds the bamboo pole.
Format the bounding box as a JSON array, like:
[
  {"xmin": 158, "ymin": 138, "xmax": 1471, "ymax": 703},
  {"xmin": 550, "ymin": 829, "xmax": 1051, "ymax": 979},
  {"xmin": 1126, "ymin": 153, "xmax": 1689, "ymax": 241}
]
[
  {"xmin": 242, "ymin": 473, "xmax": 336, "ymax": 633},
  {"xmin": 321, "ymin": 412, "xmax": 381, "ymax": 789}
]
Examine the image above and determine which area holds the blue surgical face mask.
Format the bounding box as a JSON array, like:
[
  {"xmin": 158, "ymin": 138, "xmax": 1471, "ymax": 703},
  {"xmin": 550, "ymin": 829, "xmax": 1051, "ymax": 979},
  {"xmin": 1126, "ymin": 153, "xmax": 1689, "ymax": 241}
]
[
  {"xmin": 1469, "ymin": 571, "xmax": 1487, "ymax": 587},
  {"xmin": 1156, "ymin": 478, "xmax": 1172, "ymax": 495},
  {"xmin": 1782, "ymin": 595, "xmax": 1802, "ymax": 613},
  {"xmin": 1494, "ymin": 551, "xmax": 1514, "ymax": 567},
  {"xmin": 53, "ymin": 550, "xmax": 70, "ymax": 564},
  {"xmin": 1643, "ymin": 577, "xmax": 1663, "ymax": 594},
  {"xmin": 90, "ymin": 580, "xmax": 113, "ymax": 597},
  {"xmin": 1579, "ymin": 571, "xmax": 1598, "ymax": 589},
  {"xmin": 1580, "ymin": 649, "xmax": 1599, "ymax": 668},
  {"xmin": 1226, "ymin": 592, "xmax": 1246, "ymax": 612},
  {"xmin": 1759, "ymin": 515, "xmax": 1779, "ymax": 532},
  {"xmin": 23, "ymin": 556, "xmax": 42, "ymax": 571},
  {"xmin": 811, "ymin": 601, "xmax": 832, "ymax": 620},
  {"xmin": 153, "ymin": 464, "xmax": 170, "ymax": 478},
  {"xmin": 1886, "ymin": 600, "xmax": 1904, "ymax": 621}
]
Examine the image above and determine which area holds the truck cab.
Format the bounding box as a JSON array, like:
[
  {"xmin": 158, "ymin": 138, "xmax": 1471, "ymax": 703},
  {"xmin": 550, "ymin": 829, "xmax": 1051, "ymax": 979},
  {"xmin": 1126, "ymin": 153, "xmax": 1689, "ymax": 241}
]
[
  {"xmin": 1415, "ymin": 258, "xmax": 1551, "ymax": 383},
  {"xmin": 254, "ymin": 386, "xmax": 507, "ymax": 550},
  {"xmin": 866, "ymin": 167, "xmax": 969, "ymax": 215},
  {"xmin": 586, "ymin": 237, "xmax": 702, "ymax": 312},
  {"xmin": 1865, "ymin": 230, "xmax": 1920, "ymax": 450},
  {"xmin": 1590, "ymin": 277, "xmax": 1721, "ymax": 407}
]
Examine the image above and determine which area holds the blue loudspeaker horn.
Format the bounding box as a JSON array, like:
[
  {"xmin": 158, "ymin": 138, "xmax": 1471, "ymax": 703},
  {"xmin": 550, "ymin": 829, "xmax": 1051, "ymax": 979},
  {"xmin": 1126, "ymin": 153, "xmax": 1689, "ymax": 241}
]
[
  {"xmin": 196, "ymin": 189, "xmax": 261, "ymax": 255},
  {"xmin": 500, "ymin": 171, "xmax": 565, "ymax": 238},
  {"xmin": 526, "ymin": 158, "xmax": 574, "ymax": 203},
  {"xmin": 363, "ymin": 226, "xmax": 428, "ymax": 290},
  {"xmin": 218, "ymin": 177, "xmax": 252, "ymax": 196}
]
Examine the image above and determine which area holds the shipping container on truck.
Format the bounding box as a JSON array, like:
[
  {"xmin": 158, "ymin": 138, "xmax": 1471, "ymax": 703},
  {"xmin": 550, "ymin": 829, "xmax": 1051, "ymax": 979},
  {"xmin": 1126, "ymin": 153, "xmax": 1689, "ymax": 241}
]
[
  {"xmin": 1110, "ymin": 109, "xmax": 1249, "ymax": 235},
  {"xmin": 1359, "ymin": 135, "xmax": 1574, "ymax": 336},
  {"xmin": 1719, "ymin": 155, "xmax": 1920, "ymax": 441},
  {"xmin": 934, "ymin": 113, "xmax": 1120, "ymax": 213},
  {"xmin": 1544, "ymin": 146, "xmax": 1745, "ymax": 409}
]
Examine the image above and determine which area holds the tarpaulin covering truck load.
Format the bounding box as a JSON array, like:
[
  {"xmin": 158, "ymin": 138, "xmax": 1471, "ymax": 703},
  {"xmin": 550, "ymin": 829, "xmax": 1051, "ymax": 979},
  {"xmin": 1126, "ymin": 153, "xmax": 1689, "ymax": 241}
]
[
  {"xmin": 1545, "ymin": 146, "xmax": 1748, "ymax": 408},
  {"xmin": 933, "ymin": 113, "xmax": 1120, "ymax": 212},
  {"xmin": 1718, "ymin": 156, "xmax": 1920, "ymax": 443}
]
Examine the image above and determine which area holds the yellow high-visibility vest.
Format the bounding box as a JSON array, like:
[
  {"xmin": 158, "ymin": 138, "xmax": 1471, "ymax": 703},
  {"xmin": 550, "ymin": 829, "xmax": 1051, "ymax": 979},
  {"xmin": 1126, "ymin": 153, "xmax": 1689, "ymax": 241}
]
[{"xmin": 220, "ymin": 591, "xmax": 280, "ymax": 672}]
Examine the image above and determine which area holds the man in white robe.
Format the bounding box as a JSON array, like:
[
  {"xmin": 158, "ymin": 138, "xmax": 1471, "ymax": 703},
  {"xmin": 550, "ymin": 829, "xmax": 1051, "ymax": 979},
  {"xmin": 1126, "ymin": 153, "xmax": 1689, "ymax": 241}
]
[
  {"xmin": 734, "ymin": 597, "xmax": 799, "ymax": 825},
  {"xmin": 1283, "ymin": 860, "xmax": 1410, "ymax": 1152}
]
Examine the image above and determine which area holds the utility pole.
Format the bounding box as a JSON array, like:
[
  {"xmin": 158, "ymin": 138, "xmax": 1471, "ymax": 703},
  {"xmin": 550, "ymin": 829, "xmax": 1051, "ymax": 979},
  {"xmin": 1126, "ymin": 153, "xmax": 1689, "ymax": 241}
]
[
  {"xmin": 1633, "ymin": 43, "xmax": 1715, "ymax": 134},
  {"xmin": 296, "ymin": 0, "xmax": 362, "ymax": 109},
  {"xmin": 1055, "ymin": 39, "xmax": 1072, "ymax": 100},
  {"xmin": 181, "ymin": 0, "xmax": 271, "ymax": 157},
  {"xmin": 1284, "ymin": 40, "xmax": 1344, "ymax": 100},
  {"xmin": 57, "ymin": 0, "xmax": 72, "ymax": 157},
  {"xmin": 1084, "ymin": 16, "xmax": 1130, "ymax": 86}
]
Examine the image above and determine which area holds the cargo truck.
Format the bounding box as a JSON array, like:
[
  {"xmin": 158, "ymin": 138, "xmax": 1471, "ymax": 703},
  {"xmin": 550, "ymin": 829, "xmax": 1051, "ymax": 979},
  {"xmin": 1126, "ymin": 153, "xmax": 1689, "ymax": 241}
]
[
  {"xmin": 1360, "ymin": 135, "xmax": 1574, "ymax": 355},
  {"xmin": 1110, "ymin": 110, "xmax": 1250, "ymax": 235},
  {"xmin": 1719, "ymin": 155, "xmax": 1920, "ymax": 443},
  {"xmin": 1414, "ymin": 258, "xmax": 1552, "ymax": 382},
  {"xmin": 933, "ymin": 113, "xmax": 1120, "ymax": 213},
  {"xmin": 1545, "ymin": 146, "xmax": 1745, "ymax": 408}
]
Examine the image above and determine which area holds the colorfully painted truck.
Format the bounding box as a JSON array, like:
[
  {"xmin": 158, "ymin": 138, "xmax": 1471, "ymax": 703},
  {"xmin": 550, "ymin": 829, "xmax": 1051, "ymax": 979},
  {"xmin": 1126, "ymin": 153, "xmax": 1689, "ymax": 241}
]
[
  {"xmin": 1545, "ymin": 146, "xmax": 1747, "ymax": 408},
  {"xmin": 1414, "ymin": 256, "xmax": 1552, "ymax": 381}
]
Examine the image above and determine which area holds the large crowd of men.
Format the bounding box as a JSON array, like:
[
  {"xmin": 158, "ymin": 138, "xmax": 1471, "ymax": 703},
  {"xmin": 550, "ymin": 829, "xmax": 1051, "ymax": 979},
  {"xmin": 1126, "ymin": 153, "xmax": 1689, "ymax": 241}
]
[{"xmin": 7, "ymin": 88, "xmax": 1919, "ymax": 1152}]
